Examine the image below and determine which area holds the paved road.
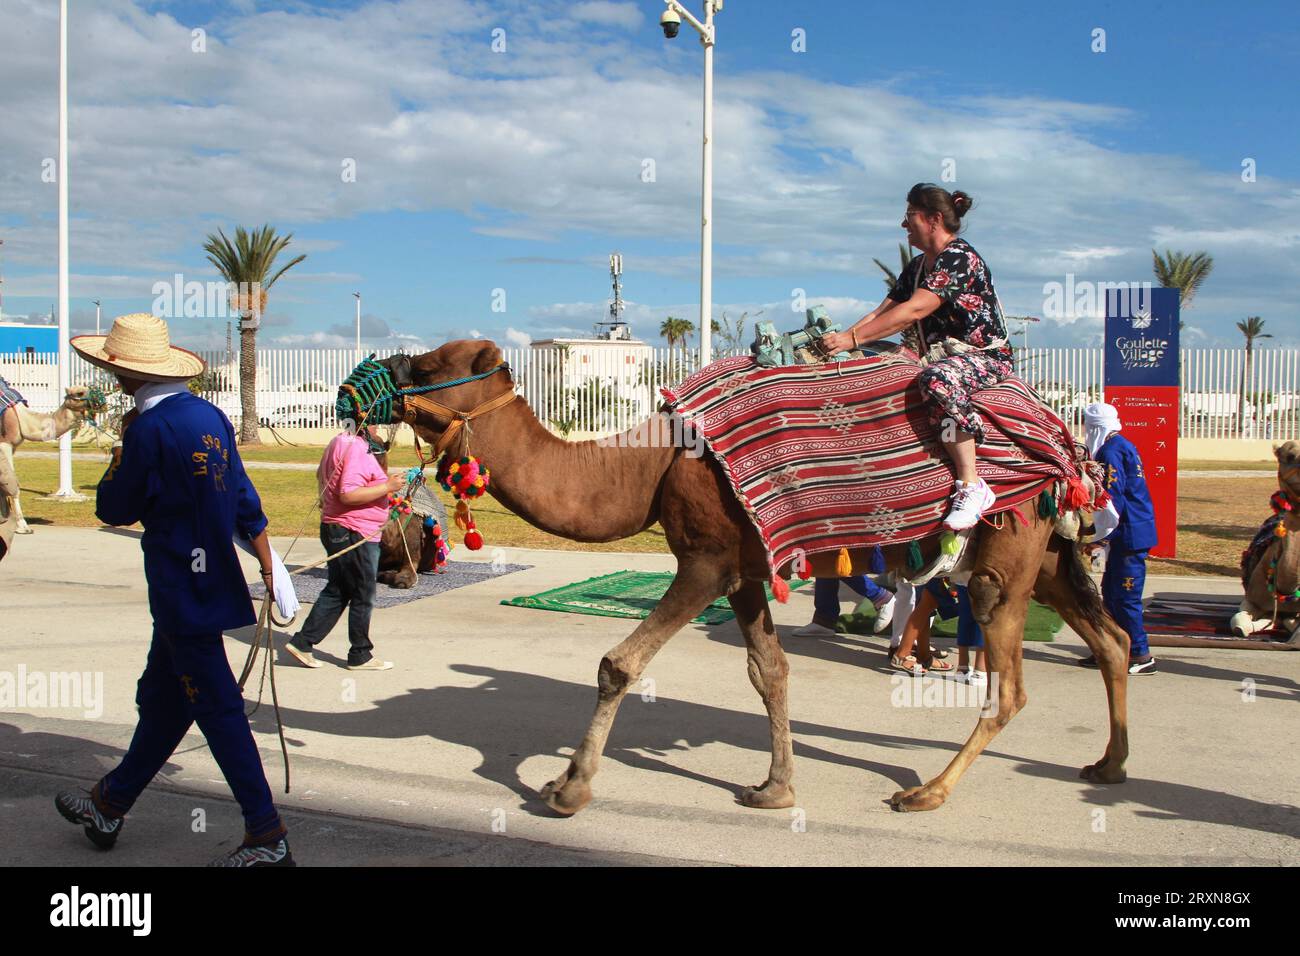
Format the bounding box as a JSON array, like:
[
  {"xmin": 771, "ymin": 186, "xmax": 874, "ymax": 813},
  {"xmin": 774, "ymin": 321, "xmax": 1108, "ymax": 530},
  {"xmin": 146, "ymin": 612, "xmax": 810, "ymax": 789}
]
[{"xmin": 3, "ymin": 527, "xmax": 1297, "ymax": 866}]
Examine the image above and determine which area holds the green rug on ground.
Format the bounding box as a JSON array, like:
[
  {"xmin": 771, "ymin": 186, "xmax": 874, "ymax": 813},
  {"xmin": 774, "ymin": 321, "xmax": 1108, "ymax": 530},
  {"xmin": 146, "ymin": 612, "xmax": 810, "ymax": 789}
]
[
  {"xmin": 839, "ymin": 599, "xmax": 1064, "ymax": 641},
  {"xmin": 502, "ymin": 570, "xmax": 809, "ymax": 625}
]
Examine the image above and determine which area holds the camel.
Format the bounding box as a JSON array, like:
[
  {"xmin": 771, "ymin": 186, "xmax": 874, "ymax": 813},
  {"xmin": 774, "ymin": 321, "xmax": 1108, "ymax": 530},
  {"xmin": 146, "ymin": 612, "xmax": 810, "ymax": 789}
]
[
  {"xmin": 0, "ymin": 386, "xmax": 96, "ymax": 534},
  {"xmin": 1231, "ymin": 441, "xmax": 1300, "ymax": 638},
  {"xmin": 377, "ymin": 340, "xmax": 1132, "ymax": 815}
]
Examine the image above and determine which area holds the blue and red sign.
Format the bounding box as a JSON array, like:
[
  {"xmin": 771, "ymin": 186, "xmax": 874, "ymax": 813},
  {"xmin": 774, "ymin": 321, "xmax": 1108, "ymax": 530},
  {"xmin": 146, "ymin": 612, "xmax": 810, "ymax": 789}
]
[{"xmin": 1104, "ymin": 286, "xmax": 1179, "ymax": 558}]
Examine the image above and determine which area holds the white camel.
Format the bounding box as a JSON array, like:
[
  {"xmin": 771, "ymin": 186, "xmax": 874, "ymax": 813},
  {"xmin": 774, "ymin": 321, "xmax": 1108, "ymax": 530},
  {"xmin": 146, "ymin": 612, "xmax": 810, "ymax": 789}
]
[{"xmin": 0, "ymin": 386, "xmax": 95, "ymax": 534}]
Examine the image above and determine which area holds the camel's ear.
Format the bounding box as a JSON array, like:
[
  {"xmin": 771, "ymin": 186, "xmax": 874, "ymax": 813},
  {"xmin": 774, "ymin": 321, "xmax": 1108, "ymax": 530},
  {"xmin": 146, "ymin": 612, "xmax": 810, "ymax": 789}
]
[{"xmin": 471, "ymin": 341, "xmax": 504, "ymax": 374}]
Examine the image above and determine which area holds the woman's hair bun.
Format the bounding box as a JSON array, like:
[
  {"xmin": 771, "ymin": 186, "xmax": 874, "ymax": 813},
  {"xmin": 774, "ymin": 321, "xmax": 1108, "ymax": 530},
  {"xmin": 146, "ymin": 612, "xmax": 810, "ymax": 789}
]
[{"xmin": 951, "ymin": 191, "xmax": 972, "ymax": 216}]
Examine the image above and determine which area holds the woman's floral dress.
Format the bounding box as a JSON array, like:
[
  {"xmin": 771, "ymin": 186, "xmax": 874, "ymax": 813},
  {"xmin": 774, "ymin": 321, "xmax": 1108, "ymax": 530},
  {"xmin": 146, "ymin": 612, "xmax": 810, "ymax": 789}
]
[{"xmin": 887, "ymin": 238, "xmax": 1011, "ymax": 442}]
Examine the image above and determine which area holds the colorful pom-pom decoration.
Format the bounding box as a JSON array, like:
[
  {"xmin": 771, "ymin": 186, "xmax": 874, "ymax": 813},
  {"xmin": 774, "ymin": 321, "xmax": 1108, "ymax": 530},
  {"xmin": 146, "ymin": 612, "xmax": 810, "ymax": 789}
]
[{"xmin": 436, "ymin": 453, "xmax": 491, "ymax": 500}]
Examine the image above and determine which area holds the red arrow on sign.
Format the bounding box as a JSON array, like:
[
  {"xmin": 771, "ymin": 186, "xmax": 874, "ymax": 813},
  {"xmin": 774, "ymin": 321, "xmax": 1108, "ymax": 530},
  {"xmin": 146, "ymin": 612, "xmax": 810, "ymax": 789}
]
[
  {"xmin": 1156, "ymin": 465, "xmax": 1167, "ymax": 475},
  {"xmin": 1156, "ymin": 417, "xmax": 1167, "ymax": 426},
  {"xmin": 1156, "ymin": 440, "xmax": 1167, "ymax": 450}
]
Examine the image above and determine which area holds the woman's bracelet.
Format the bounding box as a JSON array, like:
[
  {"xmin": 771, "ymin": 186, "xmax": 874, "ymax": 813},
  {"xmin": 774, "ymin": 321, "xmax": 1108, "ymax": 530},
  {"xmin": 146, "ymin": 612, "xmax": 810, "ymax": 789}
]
[{"xmin": 259, "ymin": 568, "xmax": 274, "ymax": 579}]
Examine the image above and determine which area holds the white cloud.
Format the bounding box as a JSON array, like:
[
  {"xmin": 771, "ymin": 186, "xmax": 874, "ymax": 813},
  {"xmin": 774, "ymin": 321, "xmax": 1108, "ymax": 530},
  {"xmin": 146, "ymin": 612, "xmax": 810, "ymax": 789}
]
[
  {"xmin": 0, "ymin": 0, "xmax": 1296, "ymax": 347},
  {"xmin": 504, "ymin": 326, "xmax": 531, "ymax": 347}
]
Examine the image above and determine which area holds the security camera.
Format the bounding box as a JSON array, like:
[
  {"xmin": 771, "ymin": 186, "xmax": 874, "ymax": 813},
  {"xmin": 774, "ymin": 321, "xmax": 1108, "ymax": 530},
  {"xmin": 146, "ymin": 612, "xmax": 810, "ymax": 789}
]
[{"xmin": 660, "ymin": 8, "xmax": 681, "ymax": 38}]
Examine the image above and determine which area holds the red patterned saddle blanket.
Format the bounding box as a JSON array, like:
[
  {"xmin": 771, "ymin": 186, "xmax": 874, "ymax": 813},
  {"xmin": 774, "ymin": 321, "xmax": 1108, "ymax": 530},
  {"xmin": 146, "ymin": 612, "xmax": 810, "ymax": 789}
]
[{"xmin": 661, "ymin": 353, "xmax": 1087, "ymax": 578}]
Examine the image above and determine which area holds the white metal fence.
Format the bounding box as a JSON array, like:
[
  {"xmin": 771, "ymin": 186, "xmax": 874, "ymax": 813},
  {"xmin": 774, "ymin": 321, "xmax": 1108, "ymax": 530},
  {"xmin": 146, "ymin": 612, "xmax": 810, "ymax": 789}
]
[{"xmin": 2, "ymin": 346, "xmax": 1296, "ymax": 441}]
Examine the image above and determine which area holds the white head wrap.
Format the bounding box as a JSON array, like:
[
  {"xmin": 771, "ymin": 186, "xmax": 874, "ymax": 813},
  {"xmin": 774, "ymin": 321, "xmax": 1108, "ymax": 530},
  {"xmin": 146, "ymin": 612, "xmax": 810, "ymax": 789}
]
[{"xmin": 1084, "ymin": 402, "xmax": 1122, "ymax": 458}]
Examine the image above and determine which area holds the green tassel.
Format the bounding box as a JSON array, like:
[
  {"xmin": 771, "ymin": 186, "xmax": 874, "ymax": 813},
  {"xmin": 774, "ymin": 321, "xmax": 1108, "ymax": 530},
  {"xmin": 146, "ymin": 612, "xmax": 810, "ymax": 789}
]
[
  {"xmin": 907, "ymin": 540, "xmax": 924, "ymax": 571},
  {"xmin": 1038, "ymin": 488, "xmax": 1058, "ymax": 519}
]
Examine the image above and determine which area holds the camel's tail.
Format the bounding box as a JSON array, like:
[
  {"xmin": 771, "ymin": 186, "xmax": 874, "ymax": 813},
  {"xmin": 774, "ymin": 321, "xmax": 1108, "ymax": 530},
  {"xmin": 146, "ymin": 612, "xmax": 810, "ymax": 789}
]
[{"xmin": 1059, "ymin": 537, "xmax": 1108, "ymax": 632}]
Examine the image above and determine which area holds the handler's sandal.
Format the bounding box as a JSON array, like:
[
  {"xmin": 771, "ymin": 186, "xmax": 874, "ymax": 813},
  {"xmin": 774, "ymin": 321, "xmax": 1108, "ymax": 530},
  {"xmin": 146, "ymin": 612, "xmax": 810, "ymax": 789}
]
[
  {"xmin": 55, "ymin": 790, "xmax": 123, "ymax": 850},
  {"xmin": 207, "ymin": 837, "xmax": 296, "ymax": 868},
  {"xmin": 347, "ymin": 658, "xmax": 393, "ymax": 671},
  {"xmin": 284, "ymin": 642, "xmax": 322, "ymax": 668},
  {"xmin": 943, "ymin": 479, "xmax": 996, "ymax": 531}
]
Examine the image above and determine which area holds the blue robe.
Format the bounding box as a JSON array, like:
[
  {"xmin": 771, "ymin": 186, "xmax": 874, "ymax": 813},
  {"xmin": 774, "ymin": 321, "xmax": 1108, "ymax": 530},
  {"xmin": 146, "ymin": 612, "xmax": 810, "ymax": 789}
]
[
  {"xmin": 1095, "ymin": 433, "xmax": 1156, "ymax": 658},
  {"xmin": 96, "ymin": 392, "xmax": 267, "ymax": 633},
  {"xmin": 1095, "ymin": 433, "xmax": 1158, "ymax": 553}
]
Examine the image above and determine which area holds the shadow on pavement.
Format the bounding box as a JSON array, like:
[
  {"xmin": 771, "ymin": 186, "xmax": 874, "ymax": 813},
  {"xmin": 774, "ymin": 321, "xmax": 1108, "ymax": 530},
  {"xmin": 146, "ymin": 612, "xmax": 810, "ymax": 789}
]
[{"xmin": 242, "ymin": 664, "xmax": 1299, "ymax": 838}]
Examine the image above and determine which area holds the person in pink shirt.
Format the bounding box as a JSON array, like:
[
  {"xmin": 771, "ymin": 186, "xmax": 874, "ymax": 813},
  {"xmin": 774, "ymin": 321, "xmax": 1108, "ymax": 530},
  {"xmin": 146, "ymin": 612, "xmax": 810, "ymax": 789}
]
[{"xmin": 285, "ymin": 428, "xmax": 405, "ymax": 671}]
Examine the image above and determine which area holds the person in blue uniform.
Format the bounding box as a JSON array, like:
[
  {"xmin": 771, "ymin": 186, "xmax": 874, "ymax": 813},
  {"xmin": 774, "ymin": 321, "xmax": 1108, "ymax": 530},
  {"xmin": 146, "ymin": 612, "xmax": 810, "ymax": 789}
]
[
  {"xmin": 1080, "ymin": 402, "xmax": 1157, "ymax": 675},
  {"xmin": 54, "ymin": 313, "xmax": 295, "ymax": 866}
]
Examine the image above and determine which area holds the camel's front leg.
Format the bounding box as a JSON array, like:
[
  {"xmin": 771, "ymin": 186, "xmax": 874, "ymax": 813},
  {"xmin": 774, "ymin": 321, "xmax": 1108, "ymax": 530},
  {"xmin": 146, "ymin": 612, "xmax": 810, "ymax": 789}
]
[
  {"xmin": 540, "ymin": 567, "xmax": 721, "ymax": 815},
  {"xmin": 729, "ymin": 579, "xmax": 795, "ymax": 809}
]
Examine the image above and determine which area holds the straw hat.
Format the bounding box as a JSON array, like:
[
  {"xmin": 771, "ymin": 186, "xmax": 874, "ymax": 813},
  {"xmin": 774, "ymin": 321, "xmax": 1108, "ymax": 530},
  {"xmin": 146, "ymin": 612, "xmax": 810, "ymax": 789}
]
[{"xmin": 71, "ymin": 313, "xmax": 206, "ymax": 383}]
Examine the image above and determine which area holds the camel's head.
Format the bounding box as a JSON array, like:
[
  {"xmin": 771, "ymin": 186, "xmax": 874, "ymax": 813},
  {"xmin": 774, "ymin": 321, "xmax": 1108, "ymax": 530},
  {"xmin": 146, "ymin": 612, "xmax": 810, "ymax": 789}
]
[
  {"xmin": 1276, "ymin": 440, "xmax": 1300, "ymax": 505},
  {"xmin": 63, "ymin": 386, "xmax": 92, "ymax": 415},
  {"xmin": 374, "ymin": 340, "xmax": 515, "ymax": 444}
]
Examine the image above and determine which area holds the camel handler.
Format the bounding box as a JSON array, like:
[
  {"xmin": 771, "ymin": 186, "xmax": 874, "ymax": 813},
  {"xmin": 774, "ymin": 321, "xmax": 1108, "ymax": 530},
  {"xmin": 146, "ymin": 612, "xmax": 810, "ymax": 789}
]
[
  {"xmin": 283, "ymin": 424, "xmax": 403, "ymax": 670},
  {"xmin": 1079, "ymin": 402, "xmax": 1158, "ymax": 675},
  {"xmin": 54, "ymin": 313, "xmax": 296, "ymax": 866},
  {"xmin": 819, "ymin": 184, "xmax": 1011, "ymax": 531}
]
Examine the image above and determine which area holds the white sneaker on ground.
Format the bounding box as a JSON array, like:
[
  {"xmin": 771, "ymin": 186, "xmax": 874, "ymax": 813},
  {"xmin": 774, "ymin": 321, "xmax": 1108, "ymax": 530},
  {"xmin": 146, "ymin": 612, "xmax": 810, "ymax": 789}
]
[
  {"xmin": 791, "ymin": 620, "xmax": 838, "ymax": 638},
  {"xmin": 347, "ymin": 658, "xmax": 393, "ymax": 671},
  {"xmin": 943, "ymin": 479, "xmax": 996, "ymax": 531},
  {"xmin": 870, "ymin": 595, "xmax": 897, "ymax": 634}
]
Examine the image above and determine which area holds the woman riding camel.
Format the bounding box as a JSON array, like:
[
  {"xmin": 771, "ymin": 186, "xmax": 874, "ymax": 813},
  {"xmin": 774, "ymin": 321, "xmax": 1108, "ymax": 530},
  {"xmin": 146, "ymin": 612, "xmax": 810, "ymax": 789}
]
[{"xmin": 819, "ymin": 183, "xmax": 1011, "ymax": 530}]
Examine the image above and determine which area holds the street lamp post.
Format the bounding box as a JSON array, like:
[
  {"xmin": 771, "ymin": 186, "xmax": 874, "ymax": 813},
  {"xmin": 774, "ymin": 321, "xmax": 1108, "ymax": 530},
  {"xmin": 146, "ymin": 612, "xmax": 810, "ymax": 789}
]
[
  {"xmin": 50, "ymin": 0, "xmax": 82, "ymax": 501},
  {"xmin": 93, "ymin": 298, "xmax": 101, "ymax": 335},
  {"xmin": 660, "ymin": 0, "xmax": 721, "ymax": 366},
  {"xmin": 353, "ymin": 292, "xmax": 361, "ymax": 359}
]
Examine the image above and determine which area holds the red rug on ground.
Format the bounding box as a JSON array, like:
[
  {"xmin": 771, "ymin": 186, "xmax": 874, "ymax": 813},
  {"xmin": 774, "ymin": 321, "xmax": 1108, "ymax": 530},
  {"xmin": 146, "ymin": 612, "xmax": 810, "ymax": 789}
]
[{"xmin": 661, "ymin": 353, "xmax": 1084, "ymax": 577}]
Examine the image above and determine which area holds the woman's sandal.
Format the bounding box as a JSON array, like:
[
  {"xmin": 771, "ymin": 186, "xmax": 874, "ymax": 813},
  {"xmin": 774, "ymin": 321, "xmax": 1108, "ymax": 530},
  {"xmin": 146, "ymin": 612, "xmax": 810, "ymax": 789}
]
[
  {"xmin": 890, "ymin": 653, "xmax": 926, "ymax": 675},
  {"xmin": 918, "ymin": 655, "xmax": 954, "ymax": 672}
]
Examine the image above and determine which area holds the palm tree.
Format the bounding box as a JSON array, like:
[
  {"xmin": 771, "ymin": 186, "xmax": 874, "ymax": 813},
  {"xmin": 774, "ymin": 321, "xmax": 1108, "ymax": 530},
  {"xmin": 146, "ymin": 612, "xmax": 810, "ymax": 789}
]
[
  {"xmin": 659, "ymin": 315, "xmax": 695, "ymax": 360},
  {"xmin": 203, "ymin": 225, "xmax": 307, "ymax": 443},
  {"xmin": 1236, "ymin": 315, "xmax": 1271, "ymax": 435},
  {"xmin": 873, "ymin": 243, "xmax": 912, "ymax": 291},
  {"xmin": 677, "ymin": 319, "xmax": 697, "ymax": 361},
  {"xmin": 659, "ymin": 316, "xmax": 685, "ymax": 350},
  {"xmin": 1151, "ymin": 249, "xmax": 1214, "ymax": 312}
]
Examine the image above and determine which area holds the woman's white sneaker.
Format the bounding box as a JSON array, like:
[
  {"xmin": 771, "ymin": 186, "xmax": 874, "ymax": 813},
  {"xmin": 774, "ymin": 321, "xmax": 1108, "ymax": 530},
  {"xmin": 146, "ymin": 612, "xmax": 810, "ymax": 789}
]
[{"xmin": 943, "ymin": 479, "xmax": 995, "ymax": 531}]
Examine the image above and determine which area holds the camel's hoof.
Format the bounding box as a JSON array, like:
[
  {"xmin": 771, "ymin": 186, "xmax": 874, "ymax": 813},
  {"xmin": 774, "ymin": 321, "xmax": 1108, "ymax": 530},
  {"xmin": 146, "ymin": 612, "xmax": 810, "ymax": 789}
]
[
  {"xmin": 740, "ymin": 780, "xmax": 795, "ymax": 810},
  {"xmin": 539, "ymin": 776, "xmax": 592, "ymax": 816},
  {"xmin": 1080, "ymin": 761, "xmax": 1127, "ymax": 784},
  {"xmin": 890, "ymin": 786, "xmax": 946, "ymax": 813}
]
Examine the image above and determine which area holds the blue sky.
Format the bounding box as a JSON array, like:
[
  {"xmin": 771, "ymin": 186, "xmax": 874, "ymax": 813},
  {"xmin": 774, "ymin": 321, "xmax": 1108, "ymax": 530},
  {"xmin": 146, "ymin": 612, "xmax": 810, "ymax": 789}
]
[{"xmin": 1, "ymin": 0, "xmax": 1297, "ymax": 352}]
